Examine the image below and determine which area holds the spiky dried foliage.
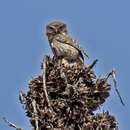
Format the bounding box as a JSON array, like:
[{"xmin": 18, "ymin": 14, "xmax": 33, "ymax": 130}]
[{"xmin": 19, "ymin": 56, "xmax": 118, "ymax": 130}]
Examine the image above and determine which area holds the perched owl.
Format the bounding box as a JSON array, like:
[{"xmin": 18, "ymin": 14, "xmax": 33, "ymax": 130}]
[{"xmin": 46, "ymin": 21, "xmax": 88, "ymax": 66}]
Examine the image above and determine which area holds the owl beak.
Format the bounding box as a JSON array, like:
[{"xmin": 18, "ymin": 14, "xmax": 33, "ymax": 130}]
[{"xmin": 55, "ymin": 29, "xmax": 58, "ymax": 33}]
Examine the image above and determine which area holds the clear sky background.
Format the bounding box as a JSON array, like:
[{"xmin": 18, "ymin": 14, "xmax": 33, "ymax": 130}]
[{"xmin": 0, "ymin": 0, "xmax": 130, "ymax": 130}]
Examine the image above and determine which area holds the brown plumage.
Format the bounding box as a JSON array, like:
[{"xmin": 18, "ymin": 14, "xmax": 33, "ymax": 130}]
[{"xmin": 46, "ymin": 21, "xmax": 88, "ymax": 66}]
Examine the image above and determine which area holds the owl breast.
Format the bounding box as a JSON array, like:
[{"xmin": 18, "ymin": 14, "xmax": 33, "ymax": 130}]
[{"xmin": 51, "ymin": 41, "xmax": 79, "ymax": 61}]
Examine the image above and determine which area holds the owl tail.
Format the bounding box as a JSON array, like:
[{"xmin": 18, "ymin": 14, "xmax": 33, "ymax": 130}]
[
  {"xmin": 82, "ymin": 49, "xmax": 89, "ymax": 58},
  {"xmin": 77, "ymin": 57, "xmax": 84, "ymax": 67}
]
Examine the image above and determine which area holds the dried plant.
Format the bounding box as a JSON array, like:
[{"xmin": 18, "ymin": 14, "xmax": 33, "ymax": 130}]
[{"xmin": 19, "ymin": 56, "xmax": 118, "ymax": 130}]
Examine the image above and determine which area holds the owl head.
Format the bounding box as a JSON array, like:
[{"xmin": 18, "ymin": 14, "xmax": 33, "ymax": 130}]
[{"xmin": 46, "ymin": 21, "xmax": 68, "ymax": 42}]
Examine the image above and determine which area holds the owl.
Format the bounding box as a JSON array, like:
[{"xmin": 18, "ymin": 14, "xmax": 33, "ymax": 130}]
[{"xmin": 46, "ymin": 21, "xmax": 88, "ymax": 66}]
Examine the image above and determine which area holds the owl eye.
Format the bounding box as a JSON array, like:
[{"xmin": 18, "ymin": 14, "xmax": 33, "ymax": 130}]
[
  {"xmin": 47, "ymin": 26, "xmax": 53, "ymax": 31},
  {"xmin": 59, "ymin": 26, "xmax": 64, "ymax": 30},
  {"xmin": 47, "ymin": 26, "xmax": 55, "ymax": 34},
  {"xmin": 49, "ymin": 26, "xmax": 55, "ymax": 30},
  {"xmin": 59, "ymin": 26, "xmax": 67, "ymax": 32}
]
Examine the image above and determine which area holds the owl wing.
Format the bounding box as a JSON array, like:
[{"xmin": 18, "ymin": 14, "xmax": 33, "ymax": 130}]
[{"xmin": 55, "ymin": 34, "xmax": 86, "ymax": 61}]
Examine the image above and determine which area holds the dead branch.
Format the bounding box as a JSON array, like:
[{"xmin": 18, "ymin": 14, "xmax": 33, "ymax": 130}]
[
  {"xmin": 105, "ymin": 69, "xmax": 125, "ymax": 106},
  {"xmin": 43, "ymin": 56, "xmax": 51, "ymax": 107},
  {"xmin": 2, "ymin": 117, "xmax": 23, "ymax": 130},
  {"xmin": 86, "ymin": 59, "xmax": 98, "ymax": 73},
  {"xmin": 32, "ymin": 99, "xmax": 39, "ymax": 130}
]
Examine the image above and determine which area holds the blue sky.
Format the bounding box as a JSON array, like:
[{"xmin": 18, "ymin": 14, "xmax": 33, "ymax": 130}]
[{"xmin": 0, "ymin": 0, "xmax": 130, "ymax": 130}]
